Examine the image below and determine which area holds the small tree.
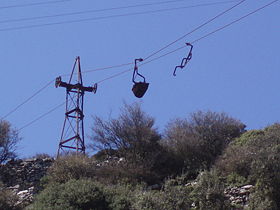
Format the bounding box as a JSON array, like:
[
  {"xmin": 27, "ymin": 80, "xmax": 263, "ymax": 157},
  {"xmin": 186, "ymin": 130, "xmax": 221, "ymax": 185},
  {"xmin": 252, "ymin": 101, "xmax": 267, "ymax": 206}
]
[
  {"xmin": 91, "ymin": 103, "xmax": 160, "ymax": 155},
  {"xmin": 164, "ymin": 111, "xmax": 245, "ymax": 177},
  {"xmin": 90, "ymin": 103, "xmax": 176, "ymax": 184},
  {"xmin": 91, "ymin": 103, "xmax": 161, "ymax": 160},
  {"xmin": 0, "ymin": 120, "xmax": 20, "ymax": 164}
]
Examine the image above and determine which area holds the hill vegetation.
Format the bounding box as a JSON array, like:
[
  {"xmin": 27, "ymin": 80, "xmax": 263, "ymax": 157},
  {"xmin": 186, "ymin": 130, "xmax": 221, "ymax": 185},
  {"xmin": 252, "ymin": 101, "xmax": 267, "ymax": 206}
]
[{"xmin": 1, "ymin": 103, "xmax": 280, "ymax": 209}]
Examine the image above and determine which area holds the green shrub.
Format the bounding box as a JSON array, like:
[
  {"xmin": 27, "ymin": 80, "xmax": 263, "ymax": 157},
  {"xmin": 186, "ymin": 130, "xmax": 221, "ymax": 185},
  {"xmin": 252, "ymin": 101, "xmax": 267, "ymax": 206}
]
[
  {"xmin": 249, "ymin": 187, "xmax": 278, "ymax": 210},
  {"xmin": 132, "ymin": 186, "xmax": 192, "ymax": 210},
  {"xmin": 103, "ymin": 184, "xmax": 140, "ymax": 210},
  {"xmin": 191, "ymin": 170, "xmax": 230, "ymax": 210},
  {"xmin": 103, "ymin": 175, "xmax": 193, "ymax": 210},
  {"xmin": 31, "ymin": 179, "xmax": 108, "ymax": 210},
  {"xmin": 248, "ymin": 147, "xmax": 280, "ymax": 208},
  {"xmin": 45, "ymin": 154, "xmax": 96, "ymax": 184},
  {"xmin": 215, "ymin": 124, "xmax": 280, "ymax": 208},
  {"xmin": 233, "ymin": 130, "xmax": 264, "ymax": 146},
  {"xmin": 130, "ymin": 175, "xmax": 193, "ymax": 210},
  {"xmin": 132, "ymin": 191, "xmax": 164, "ymax": 210},
  {"xmin": 226, "ymin": 172, "xmax": 247, "ymax": 187}
]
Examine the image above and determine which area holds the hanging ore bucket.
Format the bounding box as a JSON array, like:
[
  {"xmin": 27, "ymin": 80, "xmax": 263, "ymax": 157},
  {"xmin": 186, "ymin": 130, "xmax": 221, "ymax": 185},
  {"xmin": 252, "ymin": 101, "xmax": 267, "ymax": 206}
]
[
  {"xmin": 132, "ymin": 82, "xmax": 149, "ymax": 98},
  {"xmin": 132, "ymin": 58, "xmax": 149, "ymax": 98}
]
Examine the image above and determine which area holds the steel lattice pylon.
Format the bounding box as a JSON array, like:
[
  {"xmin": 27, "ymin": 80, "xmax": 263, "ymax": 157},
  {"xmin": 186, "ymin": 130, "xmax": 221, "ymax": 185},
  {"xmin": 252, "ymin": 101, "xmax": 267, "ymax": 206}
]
[{"xmin": 55, "ymin": 56, "xmax": 97, "ymax": 157}]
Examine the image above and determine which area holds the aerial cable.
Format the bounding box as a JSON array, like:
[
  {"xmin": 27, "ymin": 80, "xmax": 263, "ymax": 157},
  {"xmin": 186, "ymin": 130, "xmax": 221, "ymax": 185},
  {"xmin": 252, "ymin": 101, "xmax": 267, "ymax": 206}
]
[
  {"xmin": 18, "ymin": 101, "xmax": 66, "ymax": 131},
  {"xmin": 190, "ymin": 0, "xmax": 279, "ymax": 44},
  {"xmin": 171, "ymin": 0, "xmax": 279, "ymax": 75},
  {"xmin": 5, "ymin": 0, "xmax": 278, "ymax": 129},
  {"xmin": 97, "ymin": 0, "xmax": 278, "ymax": 83},
  {"xmin": 0, "ymin": 1, "xmax": 238, "ymax": 32},
  {"xmin": 96, "ymin": 68, "xmax": 133, "ymax": 84},
  {"xmin": 0, "ymin": 0, "xmax": 236, "ymax": 24},
  {"xmin": 95, "ymin": 45, "xmax": 188, "ymax": 84},
  {"xmin": 0, "ymin": 0, "xmax": 72, "ymax": 10},
  {"xmin": 143, "ymin": 0, "xmax": 246, "ymax": 61},
  {"xmin": 0, "ymin": 62, "xmax": 132, "ymax": 120},
  {"xmin": 78, "ymin": 62, "xmax": 133, "ymax": 75},
  {"xmin": 0, "ymin": 79, "xmax": 54, "ymax": 120}
]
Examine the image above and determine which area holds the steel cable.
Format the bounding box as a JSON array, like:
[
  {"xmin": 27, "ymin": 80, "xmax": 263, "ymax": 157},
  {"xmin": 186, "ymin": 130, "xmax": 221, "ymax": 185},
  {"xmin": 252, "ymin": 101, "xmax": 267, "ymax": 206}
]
[
  {"xmin": 0, "ymin": 0, "xmax": 72, "ymax": 10},
  {"xmin": 0, "ymin": 1, "xmax": 238, "ymax": 32}
]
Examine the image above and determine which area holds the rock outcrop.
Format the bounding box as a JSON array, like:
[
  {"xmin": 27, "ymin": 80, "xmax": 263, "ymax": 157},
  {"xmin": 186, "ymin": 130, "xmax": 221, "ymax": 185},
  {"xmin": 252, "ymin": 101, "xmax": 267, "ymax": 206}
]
[
  {"xmin": 224, "ymin": 185, "xmax": 254, "ymax": 208},
  {"xmin": 0, "ymin": 158, "xmax": 54, "ymax": 208}
]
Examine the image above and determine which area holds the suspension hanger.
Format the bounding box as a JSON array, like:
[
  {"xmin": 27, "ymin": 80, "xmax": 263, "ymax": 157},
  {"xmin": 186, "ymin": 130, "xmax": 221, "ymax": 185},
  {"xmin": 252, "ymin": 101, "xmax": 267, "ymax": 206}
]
[
  {"xmin": 132, "ymin": 58, "xmax": 149, "ymax": 98},
  {"xmin": 173, "ymin": 43, "xmax": 193, "ymax": 76}
]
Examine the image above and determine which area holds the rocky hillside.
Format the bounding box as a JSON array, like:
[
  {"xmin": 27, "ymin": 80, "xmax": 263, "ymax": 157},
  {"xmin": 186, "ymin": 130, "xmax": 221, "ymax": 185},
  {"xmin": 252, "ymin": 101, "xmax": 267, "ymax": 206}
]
[
  {"xmin": 0, "ymin": 157, "xmax": 256, "ymax": 209},
  {"xmin": 0, "ymin": 158, "xmax": 53, "ymax": 208}
]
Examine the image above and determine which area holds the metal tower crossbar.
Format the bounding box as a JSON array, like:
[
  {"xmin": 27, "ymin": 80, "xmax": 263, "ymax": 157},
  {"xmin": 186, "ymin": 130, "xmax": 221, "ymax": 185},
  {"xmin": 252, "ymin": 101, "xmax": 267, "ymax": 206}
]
[{"xmin": 55, "ymin": 56, "xmax": 97, "ymax": 157}]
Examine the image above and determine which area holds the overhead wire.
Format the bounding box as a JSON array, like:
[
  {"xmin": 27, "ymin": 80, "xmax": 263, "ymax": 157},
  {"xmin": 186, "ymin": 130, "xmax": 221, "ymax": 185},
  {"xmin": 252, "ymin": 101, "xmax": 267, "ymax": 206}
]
[
  {"xmin": 7, "ymin": 0, "xmax": 279, "ymax": 130},
  {"xmin": 191, "ymin": 0, "xmax": 279, "ymax": 44},
  {"xmin": 143, "ymin": 0, "xmax": 246, "ymax": 60},
  {"xmin": 74, "ymin": 62, "xmax": 134, "ymax": 75},
  {"xmin": 0, "ymin": 0, "xmax": 236, "ymax": 24},
  {"xmin": 0, "ymin": 79, "xmax": 54, "ymax": 121},
  {"xmin": 97, "ymin": 0, "xmax": 278, "ymax": 84},
  {"xmin": 0, "ymin": 61, "xmax": 136, "ymax": 120},
  {"xmin": 18, "ymin": 101, "xmax": 66, "ymax": 131},
  {"xmin": 0, "ymin": 0, "xmax": 72, "ymax": 10},
  {"xmin": 95, "ymin": 0, "xmax": 247, "ymax": 84},
  {"xmin": 95, "ymin": 46, "xmax": 188, "ymax": 84},
  {"xmin": 1, "ymin": 0, "xmax": 239, "ymax": 120},
  {"xmin": 0, "ymin": 1, "xmax": 238, "ymax": 32},
  {"xmin": 0, "ymin": 0, "xmax": 247, "ymax": 122}
]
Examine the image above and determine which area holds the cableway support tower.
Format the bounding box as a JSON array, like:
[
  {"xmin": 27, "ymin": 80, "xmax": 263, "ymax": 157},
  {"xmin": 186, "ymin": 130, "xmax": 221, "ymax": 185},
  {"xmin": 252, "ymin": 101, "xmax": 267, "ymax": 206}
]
[{"xmin": 55, "ymin": 56, "xmax": 97, "ymax": 157}]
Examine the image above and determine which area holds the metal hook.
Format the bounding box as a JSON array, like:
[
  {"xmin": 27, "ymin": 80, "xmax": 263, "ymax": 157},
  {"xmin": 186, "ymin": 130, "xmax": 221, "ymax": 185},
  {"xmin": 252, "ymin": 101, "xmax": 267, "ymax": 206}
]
[
  {"xmin": 173, "ymin": 43, "xmax": 193, "ymax": 76},
  {"xmin": 132, "ymin": 58, "xmax": 145, "ymax": 83}
]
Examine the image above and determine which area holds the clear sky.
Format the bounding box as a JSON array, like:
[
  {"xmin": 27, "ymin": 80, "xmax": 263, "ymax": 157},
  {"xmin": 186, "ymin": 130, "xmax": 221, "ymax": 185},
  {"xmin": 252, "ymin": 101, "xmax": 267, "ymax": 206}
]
[{"xmin": 0, "ymin": 0, "xmax": 279, "ymax": 158}]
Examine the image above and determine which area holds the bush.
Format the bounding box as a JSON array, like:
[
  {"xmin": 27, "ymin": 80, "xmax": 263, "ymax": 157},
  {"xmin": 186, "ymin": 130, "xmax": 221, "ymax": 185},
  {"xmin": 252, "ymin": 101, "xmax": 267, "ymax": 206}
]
[
  {"xmin": 45, "ymin": 154, "xmax": 96, "ymax": 184},
  {"xmin": 225, "ymin": 172, "xmax": 248, "ymax": 187},
  {"xmin": 91, "ymin": 103, "xmax": 181, "ymax": 184},
  {"xmin": 191, "ymin": 170, "xmax": 230, "ymax": 210},
  {"xmin": 132, "ymin": 189, "xmax": 192, "ymax": 210},
  {"xmin": 215, "ymin": 124, "xmax": 280, "ymax": 208},
  {"xmin": 91, "ymin": 103, "xmax": 161, "ymax": 159},
  {"xmin": 31, "ymin": 179, "xmax": 109, "ymax": 210},
  {"xmin": 248, "ymin": 146, "xmax": 280, "ymax": 208},
  {"xmin": 130, "ymin": 175, "xmax": 193, "ymax": 210},
  {"xmin": 163, "ymin": 111, "xmax": 245, "ymax": 178},
  {"xmin": 249, "ymin": 187, "xmax": 278, "ymax": 210},
  {"xmin": 103, "ymin": 184, "xmax": 140, "ymax": 210},
  {"xmin": 215, "ymin": 143, "xmax": 254, "ymax": 179}
]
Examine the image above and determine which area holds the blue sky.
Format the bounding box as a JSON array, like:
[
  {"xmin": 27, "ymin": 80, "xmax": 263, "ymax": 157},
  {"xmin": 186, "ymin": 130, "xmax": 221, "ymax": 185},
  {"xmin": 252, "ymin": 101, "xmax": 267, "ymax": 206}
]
[{"xmin": 0, "ymin": 0, "xmax": 279, "ymax": 157}]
